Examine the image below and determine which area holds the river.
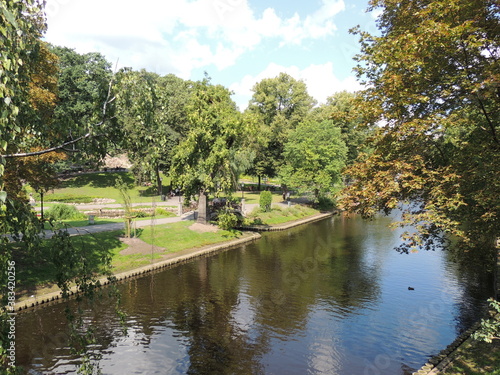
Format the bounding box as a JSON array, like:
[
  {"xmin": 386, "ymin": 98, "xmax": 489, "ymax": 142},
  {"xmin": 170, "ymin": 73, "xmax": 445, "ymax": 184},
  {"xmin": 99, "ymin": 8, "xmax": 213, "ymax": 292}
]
[{"xmin": 16, "ymin": 214, "xmax": 492, "ymax": 374}]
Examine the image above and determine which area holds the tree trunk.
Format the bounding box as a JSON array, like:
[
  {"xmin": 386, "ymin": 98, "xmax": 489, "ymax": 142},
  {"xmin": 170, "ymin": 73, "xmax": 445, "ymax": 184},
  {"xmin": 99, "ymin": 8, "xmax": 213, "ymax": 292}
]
[
  {"xmin": 258, "ymin": 175, "xmax": 261, "ymax": 191},
  {"xmin": 40, "ymin": 191, "xmax": 44, "ymax": 222},
  {"xmin": 197, "ymin": 190, "xmax": 208, "ymax": 224},
  {"xmin": 156, "ymin": 165, "xmax": 162, "ymax": 196}
]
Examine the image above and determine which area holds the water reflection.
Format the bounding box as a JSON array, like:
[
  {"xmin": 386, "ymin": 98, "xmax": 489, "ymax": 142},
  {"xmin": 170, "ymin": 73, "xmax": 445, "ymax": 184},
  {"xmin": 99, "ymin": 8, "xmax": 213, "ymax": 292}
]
[{"xmin": 16, "ymin": 215, "xmax": 492, "ymax": 374}]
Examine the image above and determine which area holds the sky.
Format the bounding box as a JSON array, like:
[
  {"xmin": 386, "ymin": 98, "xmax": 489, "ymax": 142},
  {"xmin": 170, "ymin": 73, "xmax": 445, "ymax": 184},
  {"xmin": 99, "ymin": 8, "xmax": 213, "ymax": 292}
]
[{"xmin": 43, "ymin": 0, "xmax": 381, "ymax": 110}]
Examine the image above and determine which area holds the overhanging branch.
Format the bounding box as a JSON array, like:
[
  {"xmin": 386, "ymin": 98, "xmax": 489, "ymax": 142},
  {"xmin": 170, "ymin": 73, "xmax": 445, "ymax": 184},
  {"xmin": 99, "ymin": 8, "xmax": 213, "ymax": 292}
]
[{"xmin": 1, "ymin": 132, "xmax": 92, "ymax": 158}]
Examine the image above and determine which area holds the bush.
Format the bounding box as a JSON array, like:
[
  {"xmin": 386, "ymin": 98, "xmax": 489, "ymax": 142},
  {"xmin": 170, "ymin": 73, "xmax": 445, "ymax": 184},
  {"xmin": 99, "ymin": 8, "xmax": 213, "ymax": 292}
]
[
  {"xmin": 46, "ymin": 204, "xmax": 85, "ymax": 221},
  {"xmin": 217, "ymin": 211, "xmax": 239, "ymax": 230},
  {"xmin": 473, "ymin": 298, "xmax": 500, "ymax": 343},
  {"xmin": 154, "ymin": 207, "xmax": 175, "ymax": 216},
  {"xmin": 133, "ymin": 210, "xmax": 149, "ymax": 218},
  {"xmin": 259, "ymin": 191, "xmax": 272, "ymax": 212}
]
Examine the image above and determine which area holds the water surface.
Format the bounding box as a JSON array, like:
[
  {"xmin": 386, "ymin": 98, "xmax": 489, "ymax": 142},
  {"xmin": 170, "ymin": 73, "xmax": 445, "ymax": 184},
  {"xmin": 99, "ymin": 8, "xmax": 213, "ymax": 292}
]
[{"xmin": 17, "ymin": 214, "xmax": 492, "ymax": 374}]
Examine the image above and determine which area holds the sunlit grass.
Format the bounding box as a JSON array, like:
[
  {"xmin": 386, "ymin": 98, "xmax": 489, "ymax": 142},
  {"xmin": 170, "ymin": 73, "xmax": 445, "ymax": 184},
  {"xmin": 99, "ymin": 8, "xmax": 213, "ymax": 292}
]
[
  {"xmin": 38, "ymin": 171, "xmax": 171, "ymax": 204},
  {"xmin": 245, "ymin": 205, "xmax": 319, "ymax": 225}
]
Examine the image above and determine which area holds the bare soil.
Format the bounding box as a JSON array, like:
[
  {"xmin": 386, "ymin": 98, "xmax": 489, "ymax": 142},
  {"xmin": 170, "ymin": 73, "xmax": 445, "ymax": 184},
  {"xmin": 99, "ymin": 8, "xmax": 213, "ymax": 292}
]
[{"xmin": 119, "ymin": 237, "xmax": 165, "ymax": 255}]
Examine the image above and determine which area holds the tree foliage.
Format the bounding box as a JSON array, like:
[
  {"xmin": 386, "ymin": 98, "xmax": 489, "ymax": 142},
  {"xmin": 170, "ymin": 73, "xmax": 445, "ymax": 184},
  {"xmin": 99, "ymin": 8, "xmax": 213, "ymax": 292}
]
[
  {"xmin": 340, "ymin": 0, "xmax": 499, "ymax": 255},
  {"xmin": 246, "ymin": 73, "xmax": 315, "ymax": 179},
  {"xmin": 311, "ymin": 91, "xmax": 372, "ymax": 165},
  {"xmin": 115, "ymin": 69, "xmax": 190, "ymax": 192},
  {"xmin": 0, "ymin": 0, "xmax": 45, "ymax": 196},
  {"xmin": 50, "ymin": 46, "xmax": 117, "ymax": 165},
  {"xmin": 280, "ymin": 120, "xmax": 347, "ymax": 199},
  {"xmin": 170, "ymin": 77, "xmax": 246, "ymax": 199}
]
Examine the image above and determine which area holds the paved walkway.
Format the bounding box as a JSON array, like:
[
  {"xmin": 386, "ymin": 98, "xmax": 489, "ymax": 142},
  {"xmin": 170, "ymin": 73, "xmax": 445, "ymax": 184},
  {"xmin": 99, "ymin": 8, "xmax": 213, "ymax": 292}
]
[
  {"xmin": 43, "ymin": 211, "xmax": 196, "ymax": 238},
  {"xmin": 35, "ymin": 196, "xmax": 182, "ymax": 212}
]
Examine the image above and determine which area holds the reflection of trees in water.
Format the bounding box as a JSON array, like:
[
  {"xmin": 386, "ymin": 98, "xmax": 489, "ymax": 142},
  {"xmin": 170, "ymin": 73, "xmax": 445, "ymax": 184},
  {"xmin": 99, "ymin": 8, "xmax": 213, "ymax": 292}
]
[
  {"xmin": 442, "ymin": 246, "xmax": 494, "ymax": 335},
  {"xmin": 16, "ymin": 295, "xmax": 125, "ymax": 371},
  {"xmin": 116, "ymin": 257, "xmax": 268, "ymax": 374}
]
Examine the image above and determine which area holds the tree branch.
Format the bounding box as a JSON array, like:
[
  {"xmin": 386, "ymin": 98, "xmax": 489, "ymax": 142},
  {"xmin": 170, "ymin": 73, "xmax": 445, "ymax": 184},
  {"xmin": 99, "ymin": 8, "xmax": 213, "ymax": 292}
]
[
  {"xmin": 1, "ymin": 69, "xmax": 117, "ymax": 159},
  {"xmin": 1, "ymin": 132, "xmax": 92, "ymax": 158}
]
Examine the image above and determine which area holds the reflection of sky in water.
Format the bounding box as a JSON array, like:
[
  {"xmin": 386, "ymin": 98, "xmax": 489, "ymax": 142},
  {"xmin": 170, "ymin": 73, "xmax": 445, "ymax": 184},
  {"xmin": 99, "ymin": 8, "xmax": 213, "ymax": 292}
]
[{"xmin": 99, "ymin": 325, "xmax": 191, "ymax": 374}]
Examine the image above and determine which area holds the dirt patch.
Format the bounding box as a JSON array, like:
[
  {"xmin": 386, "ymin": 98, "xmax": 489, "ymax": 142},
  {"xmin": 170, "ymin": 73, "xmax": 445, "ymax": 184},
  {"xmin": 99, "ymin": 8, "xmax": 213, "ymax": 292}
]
[
  {"xmin": 119, "ymin": 237, "xmax": 165, "ymax": 255},
  {"xmin": 189, "ymin": 223, "xmax": 219, "ymax": 233}
]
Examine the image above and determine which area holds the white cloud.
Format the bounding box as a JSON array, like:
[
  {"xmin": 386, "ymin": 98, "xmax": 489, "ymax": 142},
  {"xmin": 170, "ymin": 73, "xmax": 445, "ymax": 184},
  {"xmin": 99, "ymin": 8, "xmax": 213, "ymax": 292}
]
[
  {"xmin": 44, "ymin": 0, "xmax": 347, "ymax": 77},
  {"xmin": 230, "ymin": 62, "xmax": 363, "ymax": 110}
]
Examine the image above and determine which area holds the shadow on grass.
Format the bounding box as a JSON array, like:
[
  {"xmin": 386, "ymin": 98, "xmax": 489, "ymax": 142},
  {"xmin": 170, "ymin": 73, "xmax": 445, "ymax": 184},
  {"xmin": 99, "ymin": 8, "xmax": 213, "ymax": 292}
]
[
  {"xmin": 443, "ymin": 339, "xmax": 500, "ymax": 374},
  {"xmin": 13, "ymin": 230, "xmax": 125, "ymax": 297}
]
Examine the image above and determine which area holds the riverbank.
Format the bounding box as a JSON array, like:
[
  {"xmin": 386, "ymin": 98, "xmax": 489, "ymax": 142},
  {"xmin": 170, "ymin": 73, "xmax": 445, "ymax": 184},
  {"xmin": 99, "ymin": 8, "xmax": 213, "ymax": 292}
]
[
  {"xmin": 12, "ymin": 212, "xmax": 334, "ymax": 312},
  {"xmin": 412, "ymin": 321, "xmax": 500, "ymax": 375}
]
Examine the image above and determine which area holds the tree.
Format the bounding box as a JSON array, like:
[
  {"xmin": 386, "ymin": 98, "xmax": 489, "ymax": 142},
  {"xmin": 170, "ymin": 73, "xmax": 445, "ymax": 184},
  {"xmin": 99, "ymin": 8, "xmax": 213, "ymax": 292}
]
[
  {"xmin": 246, "ymin": 73, "xmax": 315, "ymax": 185},
  {"xmin": 0, "ymin": 0, "xmax": 45, "ymax": 197},
  {"xmin": 115, "ymin": 70, "xmax": 190, "ymax": 194},
  {"xmin": 340, "ymin": 0, "xmax": 499, "ymax": 255},
  {"xmin": 2, "ymin": 41, "xmax": 62, "ymax": 200},
  {"xmin": 170, "ymin": 77, "xmax": 246, "ymax": 224},
  {"xmin": 311, "ymin": 91, "xmax": 372, "ymax": 165},
  {"xmin": 0, "ymin": 3, "xmax": 119, "ymax": 372},
  {"xmin": 280, "ymin": 120, "xmax": 347, "ymax": 200},
  {"xmin": 49, "ymin": 46, "xmax": 117, "ymax": 166}
]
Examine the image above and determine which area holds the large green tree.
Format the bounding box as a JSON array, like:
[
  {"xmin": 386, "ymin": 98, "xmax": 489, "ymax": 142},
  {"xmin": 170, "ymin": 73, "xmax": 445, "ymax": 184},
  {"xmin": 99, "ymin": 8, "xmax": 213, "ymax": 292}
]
[
  {"xmin": 115, "ymin": 69, "xmax": 190, "ymax": 193},
  {"xmin": 50, "ymin": 46, "xmax": 117, "ymax": 166},
  {"xmin": 340, "ymin": 0, "xmax": 499, "ymax": 255},
  {"xmin": 246, "ymin": 73, "xmax": 315, "ymax": 184},
  {"xmin": 280, "ymin": 120, "xmax": 347, "ymax": 199},
  {"xmin": 170, "ymin": 77, "xmax": 246, "ymax": 223},
  {"xmin": 311, "ymin": 91, "xmax": 372, "ymax": 165}
]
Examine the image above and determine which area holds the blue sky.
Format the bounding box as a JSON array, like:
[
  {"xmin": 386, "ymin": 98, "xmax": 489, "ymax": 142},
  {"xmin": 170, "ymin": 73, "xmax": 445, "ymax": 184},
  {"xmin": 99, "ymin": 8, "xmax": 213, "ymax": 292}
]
[{"xmin": 44, "ymin": 0, "xmax": 381, "ymax": 110}]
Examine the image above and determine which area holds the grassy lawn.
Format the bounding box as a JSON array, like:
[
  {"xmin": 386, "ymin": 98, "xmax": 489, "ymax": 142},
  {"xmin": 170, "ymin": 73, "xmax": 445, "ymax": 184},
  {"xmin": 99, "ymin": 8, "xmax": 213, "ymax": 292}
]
[
  {"xmin": 442, "ymin": 339, "xmax": 500, "ymax": 374},
  {"xmin": 13, "ymin": 230, "xmax": 127, "ymax": 298},
  {"xmin": 138, "ymin": 221, "xmax": 240, "ymax": 254},
  {"xmin": 236, "ymin": 191, "xmax": 285, "ymax": 205},
  {"xmin": 38, "ymin": 171, "xmax": 171, "ymax": 204},
  {"xmin": 245, "ymin": 205, "xmax": 320, "ymax": 225}
]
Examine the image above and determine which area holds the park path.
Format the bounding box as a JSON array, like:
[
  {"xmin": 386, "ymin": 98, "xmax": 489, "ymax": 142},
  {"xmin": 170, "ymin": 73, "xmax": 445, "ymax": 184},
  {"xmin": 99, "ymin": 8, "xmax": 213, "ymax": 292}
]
[{"xmin": 42, "ymin": 210, "xmax": 196, "ymax": 238}]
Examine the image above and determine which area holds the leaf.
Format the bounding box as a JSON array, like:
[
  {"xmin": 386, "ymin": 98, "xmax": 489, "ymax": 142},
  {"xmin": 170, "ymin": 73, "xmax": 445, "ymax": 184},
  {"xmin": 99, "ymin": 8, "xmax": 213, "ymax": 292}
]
[
  {"xmin": 0, "ymin": 191, "xmax": 7, "ymax": 203},
  {"xmin": 1, "ymin": 7, "xmax": 18, "ymax": 28}
]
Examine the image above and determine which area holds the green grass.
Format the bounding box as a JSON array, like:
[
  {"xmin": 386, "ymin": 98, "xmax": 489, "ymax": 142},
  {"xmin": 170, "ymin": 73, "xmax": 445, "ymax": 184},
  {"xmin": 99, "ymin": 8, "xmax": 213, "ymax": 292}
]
[
  {"xmin": 137, "ymin": 221, "xmax": 241, "ymax": 254},
  {"xmin": 238, "ymin": 191, "xmax": 285, "ymax": 205},
  {"xmin": 246, "ymin": 205, "xmax": 319, "ymax": 225},
  {"xmin": 442, "ymin": 339, "xmax": 500, "ymax": 374},
  {"xmin": 14, "ymin": 230, "xmax": 127, "ymax": 296},
  {"xmin": 39, "ymin": 172, "xmax": 171, "ymax": 204}
]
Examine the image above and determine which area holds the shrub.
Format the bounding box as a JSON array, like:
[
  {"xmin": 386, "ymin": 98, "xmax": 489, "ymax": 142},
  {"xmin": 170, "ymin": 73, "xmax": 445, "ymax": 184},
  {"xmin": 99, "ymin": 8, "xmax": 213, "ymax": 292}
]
[
  {"xmin": 133, "ymin": 210, "xmax": 149, "ymax": 218},
  {"xmin": 46, "ymin": 204, "xmax": 85, "ymax": 221},
  {"xmin": 155, "ymin": 207, "xmax": 172, "ymax": 216},
  {"xmin": 218, "ymin": 211, "xmax": 239, "ymax": 230},
  {"xmin": 259, "ymin": 191, "xmax": 272, "ymax": 212}
]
